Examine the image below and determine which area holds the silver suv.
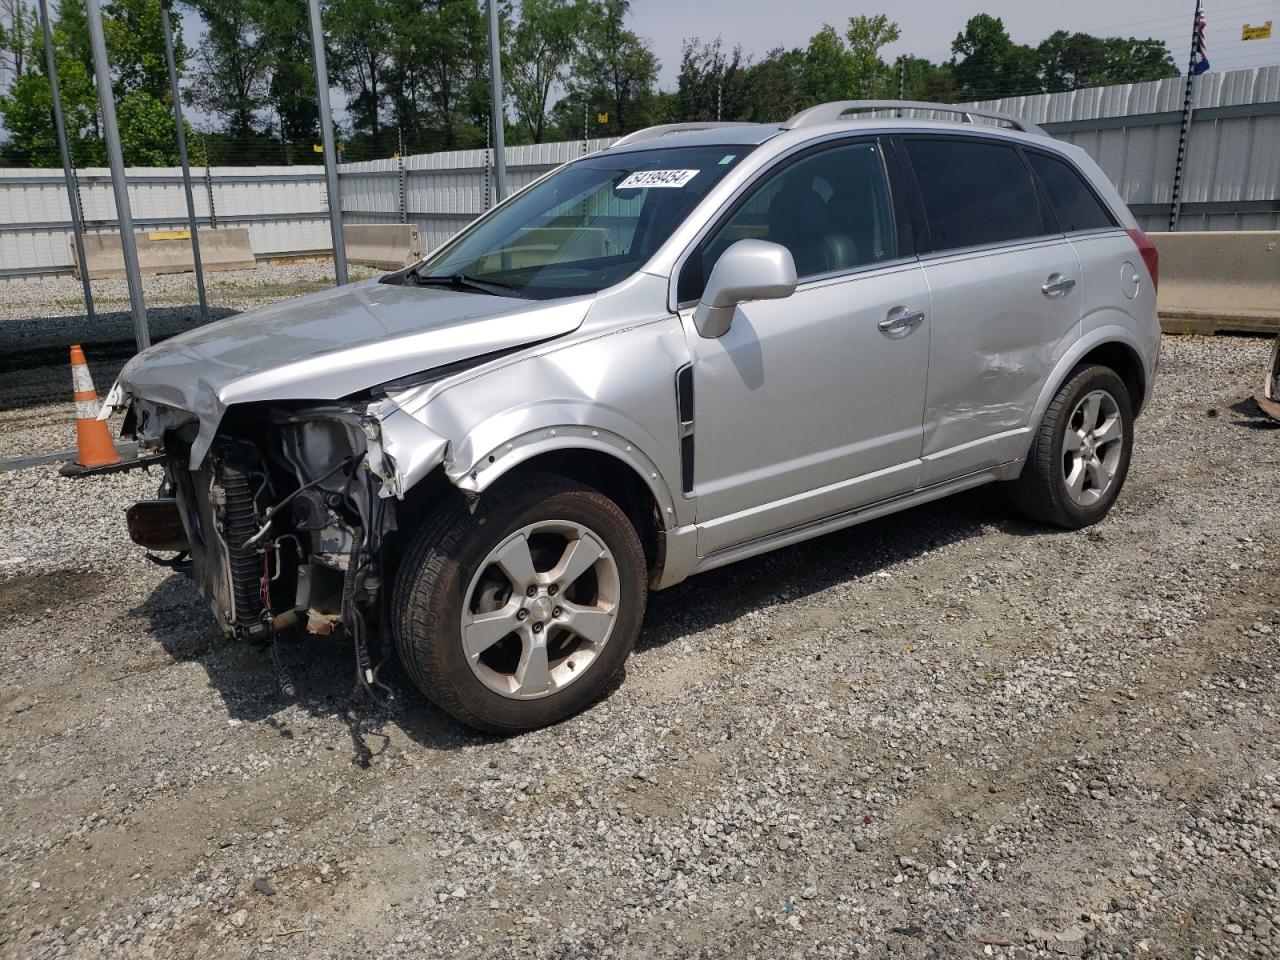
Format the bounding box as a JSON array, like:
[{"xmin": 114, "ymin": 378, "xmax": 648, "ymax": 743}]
[{"xmin": 108, "ymin": 100, "xmax": 1161, "ymax": 733}]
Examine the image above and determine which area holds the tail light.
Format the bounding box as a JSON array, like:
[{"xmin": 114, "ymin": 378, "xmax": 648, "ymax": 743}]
[{"xmin": 1126, "ymin": 228, "xmax": 1158, "ymax": 292}]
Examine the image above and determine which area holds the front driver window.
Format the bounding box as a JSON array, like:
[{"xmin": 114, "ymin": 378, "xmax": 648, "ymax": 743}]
[{"xmin": 681, "ymin": 140, "xmax": 897, "ymax": 302}]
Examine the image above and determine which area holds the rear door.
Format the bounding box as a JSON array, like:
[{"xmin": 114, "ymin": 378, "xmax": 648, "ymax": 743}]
[
  {"xmin": 1023, "ymin": 148, "xmax": 1152, "ymax": 355},
  {"xmin": 897, "ymin": 135, "xmax": 1082, "ymax": 486}
]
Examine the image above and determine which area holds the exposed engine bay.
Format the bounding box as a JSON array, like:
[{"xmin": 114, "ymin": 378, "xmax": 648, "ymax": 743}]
[{"xmin": 127, "ymin": 402, "xmax": 400, "ymax": 702}]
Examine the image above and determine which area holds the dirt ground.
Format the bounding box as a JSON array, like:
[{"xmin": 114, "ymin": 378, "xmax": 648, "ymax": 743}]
[{"xmin": 1, "ymin": 333, "xmax": 1278, "ymax": 959}]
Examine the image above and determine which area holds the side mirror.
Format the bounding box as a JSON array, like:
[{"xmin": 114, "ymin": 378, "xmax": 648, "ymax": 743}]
[{"xmin": 692, "ymin": 239, "xmax": 797, "ymax": 339}]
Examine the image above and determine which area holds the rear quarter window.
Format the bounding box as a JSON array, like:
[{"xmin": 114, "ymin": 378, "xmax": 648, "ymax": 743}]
[
  {"xmin": 1026, "ymin": 152, "xmax": 1117, "ymax": 233},
  {"xmin": 904, "ymin": 137, "xmax": 1050, "ymax": 252}
]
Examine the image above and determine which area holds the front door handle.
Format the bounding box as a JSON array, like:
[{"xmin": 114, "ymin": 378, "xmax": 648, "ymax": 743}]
[
  {"xmin": 1042, "ymin": 273, "xmax": 1077, "ymax": 298},
  {"xmin": 878, "ymin": 306, "xmax": 926, "ymax": 339}
]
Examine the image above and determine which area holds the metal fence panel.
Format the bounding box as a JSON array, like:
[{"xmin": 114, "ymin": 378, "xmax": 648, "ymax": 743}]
[
  {"xmin": 2, "ymin": 68, "xmax": 1277, "ymax": 278},
  {"xmin": 970, "ymin": 64, "xmax": 1280, "ymax": 231}
]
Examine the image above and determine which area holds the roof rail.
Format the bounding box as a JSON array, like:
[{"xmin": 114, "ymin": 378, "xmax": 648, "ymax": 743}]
[
  {"xmin": 612, "ymin": 121, "xmax": 759, "ymax": 148},
  {"xmin": 782, "ymin": 100, "xmax": 1046, "ymax": 137}
]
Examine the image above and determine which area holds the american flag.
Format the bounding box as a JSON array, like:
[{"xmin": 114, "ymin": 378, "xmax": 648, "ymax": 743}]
[{"xmin": 1192, "ymin": 12, "xmax": 1211, "ymax": 75}]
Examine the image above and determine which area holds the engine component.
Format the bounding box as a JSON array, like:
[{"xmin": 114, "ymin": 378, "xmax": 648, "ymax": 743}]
[
  {"xmin": 292, "ymin": 489, "xmax": 329, "ymax": 531},
  {"xmin": 126, "ymin": 499, "xmax": 190, "ymax": 552}
]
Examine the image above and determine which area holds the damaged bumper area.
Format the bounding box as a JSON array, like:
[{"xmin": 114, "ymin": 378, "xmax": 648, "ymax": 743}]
[{"xmin": 119, "ymin": 394, "xmax": 447, "ymax": 674}]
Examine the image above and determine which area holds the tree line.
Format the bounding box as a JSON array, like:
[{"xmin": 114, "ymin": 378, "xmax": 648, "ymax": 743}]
[{"xmin": 0, "ymin": 0, "xmax": 1179, "ymax": 167}]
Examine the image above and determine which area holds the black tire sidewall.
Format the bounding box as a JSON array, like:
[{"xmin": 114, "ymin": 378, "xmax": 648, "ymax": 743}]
[
  {"xmin": 397, "ymin": 477, "xmax": 646, "ymax": 733},
  {"xmin": 1044, "ymin": 367, "xmax": 1135, "ymax": 527}
]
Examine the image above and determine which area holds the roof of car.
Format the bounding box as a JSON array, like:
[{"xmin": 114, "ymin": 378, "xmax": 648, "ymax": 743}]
[
  {"xmin": 602, "ymin": 101, "xmax": 1049, "ymax": 157},
  {"xmin": 603, "ymin": 124, "xmax": 782, "ymax": 154}
]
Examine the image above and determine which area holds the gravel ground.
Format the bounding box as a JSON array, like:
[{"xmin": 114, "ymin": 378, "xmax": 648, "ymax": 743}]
[
  {"xmin": 1, "ymin": 333, "xmax": 1278, "ymax": 959},
  {"xmin": 0, "ymin": 262, "xmax": 375, "ymax": 460}
]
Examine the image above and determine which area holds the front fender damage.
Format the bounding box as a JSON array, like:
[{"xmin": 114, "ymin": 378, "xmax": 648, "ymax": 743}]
[{"xmin": 364, "ymin": 397, "xmax": 450, "ymax": 499}]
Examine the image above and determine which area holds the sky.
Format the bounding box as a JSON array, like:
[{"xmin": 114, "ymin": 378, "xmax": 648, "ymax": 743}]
[{"xmin": 627, "ymin": 0, "xmax": 1280, "ymax": 86}]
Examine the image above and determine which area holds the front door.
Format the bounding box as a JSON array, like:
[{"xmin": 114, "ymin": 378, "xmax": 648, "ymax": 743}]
[{"xmin": 678, "ymin": 139, "xmax": 931, "ymax": 556}]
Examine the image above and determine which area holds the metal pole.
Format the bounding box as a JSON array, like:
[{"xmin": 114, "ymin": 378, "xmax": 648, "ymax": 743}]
[
  {"xmin": 37, "ymin": 0, "xmax": 95, "ymax": 323},
  {"xmin": 1169, "ymin": 0, "xmax": 1202, "ymax": 232},
  {"xmin": 486, "ymin": 0, "xmax": 507, "ymax": 201},
  {"xmin": 160, "ymin": 0, "xmax": 207, "ymax": 321},
  {"xmin": 397, "ymin": 126, "xmax": 406, "ymax": 224},
  {"xmin": 202, "ymin": 134, "xmax": 217, "ymax": 228},
  {"xmin": 85, "ymin": 0, "xmax": 149, "ymax": 349},
  {"xmin": 306, "ymin": 0, "xmax": 347, "ymax": 285}
]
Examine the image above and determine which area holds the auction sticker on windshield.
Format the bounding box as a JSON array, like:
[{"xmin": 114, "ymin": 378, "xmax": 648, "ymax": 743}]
[{"xmin": 618, "ymin": 169, "xmax": 700, "ymax": 189}]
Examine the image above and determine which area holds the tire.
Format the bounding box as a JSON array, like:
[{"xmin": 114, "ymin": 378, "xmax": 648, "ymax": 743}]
[
  {"xmin": 1009, "ymin": 364, "xmax": 1134, "ymax": 529},
  {"xmin": 392, "ymin": 471, "xmax": 647, "ymax": 734}
]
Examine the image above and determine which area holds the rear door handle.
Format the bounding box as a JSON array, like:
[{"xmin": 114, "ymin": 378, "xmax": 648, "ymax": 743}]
[
  {"xmin": 1041, "ymin": 274, "xmax": 1077, "ymax": 298},
  {"xmin": 878, "ymin": 307, "xmax": 925, "ymax": 339}
]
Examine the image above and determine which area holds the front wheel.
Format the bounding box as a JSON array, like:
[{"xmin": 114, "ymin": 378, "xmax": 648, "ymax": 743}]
[
  {"xmin": 392, "ymin": 472, "xmax": 647, "ymax": 734},
  {"xmin": 1009, "ymin": 364, "xmax": 1134, "ymax": 529}
]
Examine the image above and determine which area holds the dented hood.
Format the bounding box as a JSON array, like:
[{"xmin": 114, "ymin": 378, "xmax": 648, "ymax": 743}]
[{"xmin": 111, "ymin": 278, "xmax": 592, "ymax": 463}]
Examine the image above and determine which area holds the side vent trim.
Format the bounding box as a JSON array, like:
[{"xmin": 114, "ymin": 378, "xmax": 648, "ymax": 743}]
[{"xmin": 675, "ymin": 363, "xmax": 694, "ymax": 495}]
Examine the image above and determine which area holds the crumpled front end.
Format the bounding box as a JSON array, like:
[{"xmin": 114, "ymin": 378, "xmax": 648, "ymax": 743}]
[{"xmin": 125, "ymin": 394, "xmax": 448, "ymax": 665}]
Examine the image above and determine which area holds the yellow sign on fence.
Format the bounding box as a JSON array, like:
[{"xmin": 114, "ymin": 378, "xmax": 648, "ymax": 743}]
[
  {"xmin": 147, "ymin": 230, "xmax": 191, "ymax": 241},
  {"xmin": 597, "ymin": 112, "xmax": 609, "ymax": 125},
  {"xmin": 1242, "ymin": 21, "xmax": 1272, "ymax": 40}
]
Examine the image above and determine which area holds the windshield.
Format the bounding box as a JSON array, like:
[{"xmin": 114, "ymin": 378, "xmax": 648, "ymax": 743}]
[{"xmin": 413, "ymin": 145, "xmax": 752, "ymax": 299}]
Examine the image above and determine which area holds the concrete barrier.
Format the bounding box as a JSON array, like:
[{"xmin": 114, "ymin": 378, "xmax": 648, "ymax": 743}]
[
  {"xmin": 72, "ymin": 228, "xmax": 255, "ymax": 279},
  {"xmin": 1152, "ymin": 231, "xmax": 1280, "ymax": 334},
  {"xmin": 343, "ymin": 224, "xmax": 423, "ymax": 269}
]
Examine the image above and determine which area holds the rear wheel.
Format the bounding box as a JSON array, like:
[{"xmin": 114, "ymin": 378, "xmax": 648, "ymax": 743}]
[
  {"xmin": 392, "ymin": 472, "xmax": 647, "ymax": 734},
  {"xmin": 1010, "ymin": 364, "xmax": 1134, "ymax": 529}
]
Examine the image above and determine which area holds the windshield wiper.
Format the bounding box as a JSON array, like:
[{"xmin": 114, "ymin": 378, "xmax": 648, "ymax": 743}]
[{"xmin": 408, "ymin": 272, "xmax": 519, "ymax": 296}]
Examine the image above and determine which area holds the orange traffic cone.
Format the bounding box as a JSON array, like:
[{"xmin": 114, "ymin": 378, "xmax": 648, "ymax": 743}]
[{"xmin": 69, "ymin": 344, "xmax": 121, "ymax": 468}]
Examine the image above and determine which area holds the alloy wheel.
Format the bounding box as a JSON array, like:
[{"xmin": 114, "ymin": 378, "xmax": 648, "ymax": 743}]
[{"xmin": 460, "ymin": 520, "xmax": 620, "ymax": 700}]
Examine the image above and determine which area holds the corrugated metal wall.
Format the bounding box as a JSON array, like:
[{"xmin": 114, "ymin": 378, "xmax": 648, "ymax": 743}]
[
  {"xmin": 969, "ymin": 65, "xmax": 1280, "ymax": 232},
  {"xmin": 1, "ymin": 66, "xmax": 1277, "ymax": 277},
  {"xmin": 341, "ymin": 139, "xmax": 615, "ymax": 251},
  {"xmin": 0, "ymin": 165, "xmax": 332, "ymax": 277}
]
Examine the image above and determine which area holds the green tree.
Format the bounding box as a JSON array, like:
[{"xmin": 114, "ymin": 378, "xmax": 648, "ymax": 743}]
[
  {"xmin": 257, "ymin": 0, "xmax": 317, "ymax": 142},
  {"xmin": 741, "ymin": 46, "xmax": 805, "ymax": 122},
  {"xmin": 1, "ymin": 0, "xmax": 199, "ymax": 166},
  {"xmin": 1, "ymin": 0, "xmax": 38, "ymax": 85},
  {"xmin": 801, "ymin": 25, "xmax": 853, "ymax": 104},
  {"xmin": 506, "ymin": 0, "xmax": 580, "ymax": 142},
  {"xmin": 181, "ymin": 0, "xmax": 269, "ymax": 139},
  {"xmin": 1102, "ymin": 37, "xmax": 1177, "ymax": 84},
  {"xmin": 845, "ymin": 14, "xmax": 899, "ymax": 98},
  {"xmin": 950, "ymin": 13, "xmax": 1039, "ymax": 99},
  {"xmin": 567, "ymin": 0, "xmax": 658, "ymax": 135},
  {"xmin": 329, "ymin": 0, "xmax": 392, "ymax": 140},
  {"xmin": 894, "ymin": 53, "xmax": 958, "ymax": 102},
  {"xmin": 116, "ymin": 88, "xmax": 203, "ymax": 163},
  {"xmin": 417, "ymin": 0, "xmax": 486, "ymax": 147},
  {"xmin": 103, "ymin": 0, "xmax": 183, "ymax": 100},
  {"xmin": 674, "ymin": 37, "xmax": 750, "ymax": 122},
  {"xmin": 1038, "ymin": 30, "xmax": 1177, "ymax": 91}
]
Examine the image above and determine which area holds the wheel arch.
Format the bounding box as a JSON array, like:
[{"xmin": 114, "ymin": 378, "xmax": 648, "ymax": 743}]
[
  {"xmin": 1031, "ymin": 327, "xmax": 1151, "ymax": 435},
  {"xmin": 444, "ymin": 430, "xmax": 680, "ymax": 589}
]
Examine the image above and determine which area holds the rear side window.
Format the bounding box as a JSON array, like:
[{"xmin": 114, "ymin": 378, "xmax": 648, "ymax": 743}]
[
  {"xmin": 904, "ymin": 138, "xmax": 1049, "ymax": 251},
  {"xmin": 1026, "ymin": 152, "xmax": 1116, "ymax": 233}
]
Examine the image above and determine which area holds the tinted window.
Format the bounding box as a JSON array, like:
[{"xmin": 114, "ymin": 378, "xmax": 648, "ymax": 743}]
[
  {"xmin": 681, "ymin": 140, "xmax": 896, "ymax": 300},
  {"xmin": 1027, "ymin": 152, "xmax": 1116, "ymax": 233},
  {"xmin": 905, "ymin": 138, "xmax": 1049, "ymax": 251},
  {"xmin": 415, "ymin": 145, "xmax": 749, "ymax": 299}
]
